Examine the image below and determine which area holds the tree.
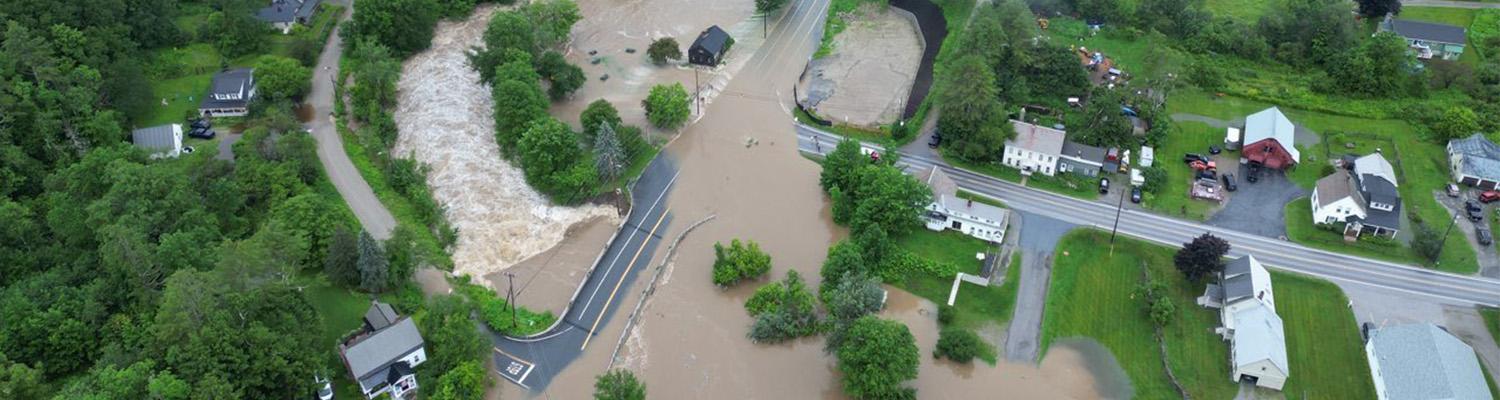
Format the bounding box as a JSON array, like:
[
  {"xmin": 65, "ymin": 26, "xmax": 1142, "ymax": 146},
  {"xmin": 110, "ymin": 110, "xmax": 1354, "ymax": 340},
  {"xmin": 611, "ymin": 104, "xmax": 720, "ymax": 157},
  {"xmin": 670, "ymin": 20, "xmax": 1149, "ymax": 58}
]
[
  {"xmin": 524, "ymin": 0, "xmax": 583, "ymax": 50},
  {"xmin": 1325, "ymin": 32, "xmax": 1421, "ymax": 98},
  {"xmin": 935, "ymin": 55, "xmax": 1004, "ymax": 162},
  {"xmin": 1173, "ymin": 233, "xmax": 1230, "ymax": 282},
  {"xmin": 385, "ymin": 225, "xmax": 420, "ymax": 289},
  {"xmin": 537, "ymin": 51, "xmax": 585, "ymax": 100},
  {"xmin": 471, "ymin": 11, "xmax": 536, "ymax": 84},
  {"xmin": 823, "ymin": 271, "xmax": 884, "ymax": 322},
  {"xmin": 711, "ymin": 239, "xmax": 773, "ymax": 286},
  {"xmin": 819, "ymin": 240, "xmax": 869, "ymax": 298},
  {"xmin": 845, "ymin": 164, "xmax": 933, "ymax": 237},
  {"xmin": 201, "ymin": 9, "xmax": 270, "ymax": 58},
  {"xmin": 1134, "ymin": 279, "xmax": 1177, "ymax": 326},
  {"xmin": 518, "ymin": 117, "xmax": 598, "ymax": 202},
  {"xmin": 0, "ymin": 355, "xmax": 45, "ymax": 400},
  {"xmin": 1023, "ymin": 42, "xmax": 1090, "ymax": 99},
  {"xmin": 934, "ymin": 328, "xmax": 988, "ymax": 363},
  {"xmin": 745, "ymin": 270, "xmax": 818, "ymax": 342},
  {"xmin": 643, "ymin": 83, "xmax": 691, "ymax": 130},
  {"xmin": 429, "ymin": 361, "xmax": 489, "ymax": 400},
  {"xmin": 492, "ymin": 79, "xmax": 549, "ymax": 153},
  {"xmin": 647, "ymin": 37, "xmax": 682, "ymax": 65},
  {"xmin": 1069, "ymin": 87, "xmax": 1135, "ymax": 149},
  {"xmin": 418, "ymin": 295, "xmax": 488, "ymax": 375},
  {"xmin": 358, "ymin": 231, "xmax": 390, "ymax": 292},
  {"xmin": 593, "ymin": 369, "xmax": 646, "ymax": 400},
  {"xmin": 350, "ymin": 40, "xmax": 402, "ymax": 122},
  {"xmin": 351, "ymin": 0, "xmax": 441, "ymax": 57},
  {"xmin": 253, "ymin": 55, "xmax": 312, "ymax": 101},
  {"xmin": 325, "ymin": 225, "xmax": 361, "ymax": 286},
  {"xmin": 594, "ymin": 123, "xmax": 626, "ymax": 182},
  {"xmin": 1433, "ymin": 106, "xmax": 1481, "ymax": 142},
  {"xmin": 819, "ymin": 139, "xmax": 866, "ymax": 195},
  {"xmin": 1258, "ymin": 0, "xmax": 1358, "ymax": 67},
  {"xmin": 1412, "ymin": 222, "xmax": 1444, "ymax": 261},
  {"xmin": 836, "ymin": 316, "xmax": 919, "ymax": 399},
  {"xmin": 581, "ymin": 99, "xmax": 623, "ymax": 142},
  {"xmin": 1355, "ymin": 0, "xmax": 1400, "ymax": 19},
  {"xmin": 1139, "ymin": 166, "xmax": 1166, "ymax": 194}
]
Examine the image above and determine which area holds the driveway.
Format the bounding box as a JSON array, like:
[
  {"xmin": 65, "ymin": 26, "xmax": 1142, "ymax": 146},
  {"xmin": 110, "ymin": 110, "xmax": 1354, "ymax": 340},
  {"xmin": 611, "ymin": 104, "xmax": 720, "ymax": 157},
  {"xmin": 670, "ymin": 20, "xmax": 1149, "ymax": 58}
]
[
  {"xmin": 1435, "ymin": 191, "xmax": 1500, "ymax": 278},
  {"xmin": 1206, "ymin": 165, "xmax": 1305, "ymax": 239},
  {"xmin": 1003, "ymin": 211, "xmax": 1077, "ymax": 363},
  {"xmin": 1403, "ymin": 0, "xmax": 1500, "ymax": 8},
  {"xmin": 896, "ymin": 108, "xmax": 939, "ymax": 160}
]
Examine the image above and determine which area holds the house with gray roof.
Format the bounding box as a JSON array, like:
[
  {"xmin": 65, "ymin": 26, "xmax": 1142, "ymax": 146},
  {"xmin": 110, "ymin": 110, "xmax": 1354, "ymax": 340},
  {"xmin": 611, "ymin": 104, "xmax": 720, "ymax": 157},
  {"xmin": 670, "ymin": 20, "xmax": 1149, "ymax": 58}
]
[
  {"xmin": 340, "ymin": 301, "xmax": 426, "ymax": 399},
  {"xmin": 1380, "ymin": 16, "xmax": 1467, "ymax": 61},
  {"xmin": 131, "ymin": 124, "xmax": 183, "ymax": 159},
  {"xmin": 1448, "ymin": 134, "xmax": 1500, "ymax": 190},
  {"xmin": 256, "ymin": 0, "xmax": 323, "ymax": 34},
  {"xmin": 1366, "ymin": 323, "xmax": 1491, "ymax": 400},
  {"xmin": 1003, "ymin": 120, "xmax": 1066, "ymax": 177},
  {"xmin": 1311, "ymin": 152, "xmax": 1402, "ymax": 238},
  {"xmin": 199, "ymin": 68, "xmax": 256, "ymax": 118},
  {"xmin": 1058, "ymin": 141, "xmax": 1110, "ymax": 177},
  {"xmin": 916, "ymin": 165, "xmax": 1009, "ymax": 242},
  {"xmin": 1201, "ymin": 255, "xmax": 1288, "ymax": 390}
]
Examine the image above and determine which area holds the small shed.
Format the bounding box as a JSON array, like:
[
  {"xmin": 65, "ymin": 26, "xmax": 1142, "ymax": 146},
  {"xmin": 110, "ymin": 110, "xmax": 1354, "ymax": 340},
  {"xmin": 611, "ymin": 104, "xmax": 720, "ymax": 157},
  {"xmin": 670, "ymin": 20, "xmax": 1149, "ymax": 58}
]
[
  {"xmin": 1139, "ymin": 146, "xmax": 1155, "ymax": 168},
  {"xmin": 131, "ymin": 124, "xmax": 183, "ymax": 159},
  {"xmin": 688, "ymin": 25, "xmax": 733, "ymax": 67}
]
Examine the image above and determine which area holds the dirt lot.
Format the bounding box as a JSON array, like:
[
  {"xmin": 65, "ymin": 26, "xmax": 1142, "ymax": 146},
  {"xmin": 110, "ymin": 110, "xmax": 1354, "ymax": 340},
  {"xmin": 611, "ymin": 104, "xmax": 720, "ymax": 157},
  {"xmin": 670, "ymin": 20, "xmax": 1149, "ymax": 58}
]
[{"xmin": 795, "ymin": 3, "xmax": 923, "ymax": 128}]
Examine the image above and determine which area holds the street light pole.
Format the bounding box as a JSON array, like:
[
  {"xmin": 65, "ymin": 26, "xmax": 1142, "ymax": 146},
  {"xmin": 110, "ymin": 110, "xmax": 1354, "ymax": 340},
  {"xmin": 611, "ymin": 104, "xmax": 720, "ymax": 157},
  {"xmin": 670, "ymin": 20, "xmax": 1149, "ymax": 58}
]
[{"xmin": 1109, "ymin": 182, "xmax": 1126, "ymax": 255}]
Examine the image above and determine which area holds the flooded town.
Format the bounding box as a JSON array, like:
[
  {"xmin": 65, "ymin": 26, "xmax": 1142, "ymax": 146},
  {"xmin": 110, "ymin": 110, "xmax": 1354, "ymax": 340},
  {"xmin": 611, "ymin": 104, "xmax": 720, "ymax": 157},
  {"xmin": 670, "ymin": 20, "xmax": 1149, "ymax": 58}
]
[{"xmin": 8, "ymin": 0, "xmax": 1500, "ymax": 399}]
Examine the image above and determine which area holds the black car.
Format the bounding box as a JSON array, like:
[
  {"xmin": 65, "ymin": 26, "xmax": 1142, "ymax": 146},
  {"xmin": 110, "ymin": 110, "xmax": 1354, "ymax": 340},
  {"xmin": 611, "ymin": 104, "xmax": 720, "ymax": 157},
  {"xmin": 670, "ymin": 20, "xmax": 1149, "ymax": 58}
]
[
  {"xmin": 1099, "ymin": 177, "xmax": 1110, "ymax": 195},
  {"xmin": 1246, "ymin": 164, "xmax": 1261, "ymax": 183},
  {"xmin": 1208, "ymin": 145, "xmax": 1221, "ymax": 155},
  {"xmin": 1479, "ymin": 227, "xmax": 1494, "ymax": 246},
  {"xmin": 1130, "ymin": 187, "xmax": 1142, "ymax": 203},
  {"xmin": 190, "ymin": 118, "xmax": 211, "ymax": 130},
  {"xmin": 1466, "ymin": 200, "xmax": 1484, "ymax": 222},
  {"xmin": 1197, "ymin": 169, "xmax": 1216, "ymax": 180},
  {"xmin": 188, "ymin": 127, "xmax": 216, "ymax": 139},
  {"xmin": 1182, "ymin": 153, "xmax": 1207, "ymax": 164},
  {"xmin": 1222, "ymin": 173, "xmax": 1237, "ymax": 192},
  {"xmin": 928, "ymin": 132, "xmax": 941, "ymax": 148}
]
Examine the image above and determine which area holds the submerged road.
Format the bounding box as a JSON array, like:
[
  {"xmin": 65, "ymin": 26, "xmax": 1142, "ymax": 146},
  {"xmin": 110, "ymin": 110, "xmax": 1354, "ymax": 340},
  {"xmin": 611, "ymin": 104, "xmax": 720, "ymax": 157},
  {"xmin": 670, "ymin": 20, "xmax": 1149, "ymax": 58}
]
[
  {"xmin": 489, "ymin": 155, "xmax": 677, "ymax": 391},
  {"xmin": 794, "ymin": 125, "xmax": 1500, "ymax": 307}
]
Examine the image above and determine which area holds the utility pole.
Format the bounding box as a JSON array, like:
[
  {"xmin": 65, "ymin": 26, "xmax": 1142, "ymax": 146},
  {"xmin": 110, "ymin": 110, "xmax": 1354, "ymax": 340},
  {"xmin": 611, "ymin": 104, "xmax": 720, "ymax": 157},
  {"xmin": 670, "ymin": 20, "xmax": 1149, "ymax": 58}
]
[
  {"xmin": 1109, "ymin": 183, "xmax": 1126, "ymax": 255},
  {"xmin": 1435, "ymin": 211, "xmax": 1461, "ymax": 263},
  {"xmin": 694, "ymin": 68, "xmax": 700, "ymax": 116},
  {"xmin": 505, "ymin": 272, "xmax": 518, "ymax": 329}
]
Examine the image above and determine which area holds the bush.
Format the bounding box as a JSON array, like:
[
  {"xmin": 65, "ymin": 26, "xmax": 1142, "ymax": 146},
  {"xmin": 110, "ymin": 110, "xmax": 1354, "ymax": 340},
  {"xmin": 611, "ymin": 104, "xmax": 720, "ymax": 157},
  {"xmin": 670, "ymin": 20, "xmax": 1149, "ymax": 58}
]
[
  {"xmin": 453, "ymin": 277, "xmax": 557, "ymax": 336},
  {"xmin": 593, "ymin": 369, "xmax": 646, "ymax": 400},
  {"xmin": 647, "ymin": 37, "xmax": 682, "ymax": 65},
  {"xmin": 643, "ymin": 83, "xmax": 691, "ymax": 130},
  {"xmin": 744, "ymin": 270, "xmax": 819, "ymax": 343},
  {"xmin": 1134, "ymin": 279, "xmax": 1177, "ymax": 327},
  {"xmin": 937, "ymin": 304, "xmax": 955, "ymax": 326},
  {"xmin": 711, "ymin": 239, "xmax": 772, "ymax": 286},
  {"xmin": 933, "ymin": 328, "xmax": 987, "ymax": 363},
  {"xmin": 836, "ymin": 316, "xmax": 919, "ymax": 399}
]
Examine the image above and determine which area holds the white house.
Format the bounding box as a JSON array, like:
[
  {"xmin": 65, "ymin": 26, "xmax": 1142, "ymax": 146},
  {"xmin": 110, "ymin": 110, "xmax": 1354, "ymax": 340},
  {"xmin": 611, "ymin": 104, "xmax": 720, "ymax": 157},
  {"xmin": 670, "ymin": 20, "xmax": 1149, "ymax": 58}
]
[
  {"xmin": 1203, "ymin": 255, "xmax": 1289, "ymax": 391},
  {"xmin": 1002, "ymin": 120, "xmax": 1065, "ymax": 177},
  {"xmin": 916, "ymin": 166, "xmax": 1009, "ymax": 242},
  {"xmin": 1311, "ymin": 153, "xmax": 1402, "ymax": 238},
  {"xmin": 130, "ymin": 124, "xmax": 183, "ymax": 159},
  {"xmin": 1366, "ymin": 323, "xmax": 1491, "ymax": 400},
  {"xmin": 340, "ymin": 301, "xmax": 427, "ymax": 399},
  {"xmin": 199, "ymin": 68, "xmax": 256, "ymax": 117}
]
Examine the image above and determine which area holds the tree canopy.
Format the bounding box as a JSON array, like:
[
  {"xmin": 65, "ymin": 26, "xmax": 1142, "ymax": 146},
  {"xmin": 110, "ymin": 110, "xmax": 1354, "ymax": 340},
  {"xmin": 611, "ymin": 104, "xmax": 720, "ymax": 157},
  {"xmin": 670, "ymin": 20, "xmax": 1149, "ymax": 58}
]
[
  {"xmin": 644, "ymin": 83, "xmax": 691, "ymax": 130},
  {"xmin": 1173, "ymin": 233, "xmax": 1230, "ymax": 282},
  {"xmin": 836, "ymin": 316, "xmax": 919, "ymax": 399}
]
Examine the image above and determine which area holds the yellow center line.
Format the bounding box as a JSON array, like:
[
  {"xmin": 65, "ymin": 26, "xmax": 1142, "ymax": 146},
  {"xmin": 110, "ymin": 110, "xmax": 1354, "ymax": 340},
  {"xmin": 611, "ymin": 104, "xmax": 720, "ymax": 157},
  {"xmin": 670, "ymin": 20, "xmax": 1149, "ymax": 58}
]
[
  {"xmin": 492, "ymin": 347, "xmax": 534, "ymax": 368},
  {"xmin": 580, "ymin": 208, "xmax": 669, "ymax": 351}
]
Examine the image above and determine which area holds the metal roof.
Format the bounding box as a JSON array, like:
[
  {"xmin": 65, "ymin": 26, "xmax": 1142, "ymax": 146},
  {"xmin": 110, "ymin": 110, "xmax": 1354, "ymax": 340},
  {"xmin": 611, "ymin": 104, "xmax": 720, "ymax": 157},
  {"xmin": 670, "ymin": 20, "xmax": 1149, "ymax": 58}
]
[
  {"xmin": 1449, "ymin": 134, "xmax": 1500, "ymax": 181},
  {"xmin": 1369, "ymin": 324, "xmax": 1490, "ymax": 400},
  {"xmin": 1389, "ymin": 19, "xmax": 1468, "ymax": 45},
  {"xmin": 1006, "ymin": 120, "xmax": 1066, "ymax": 156},
  {"xmin": 916, "ymin": 165, "xmax": 958, "ymax": 198},
  {"xmin": 1232, "ymin": 303, "xmax": 1289, "ymax": 377},
  {"xmin": 131, "ymin": 124, "xmax": 181, "ymax": 152},
  {"xmin": 256, "ymin": 0, "xmax": 321, "ymax": 23},
  {"xmin": 343, "ymin": 317, "xmax": 423, "ymax": 380},
  {"xmin": 1243, "ymin": 107, "xmax": 1299, "ymax": 163},
  {"xmin": 1060, "ymin": 141, "xmax": 1107, "ymax": 164}
]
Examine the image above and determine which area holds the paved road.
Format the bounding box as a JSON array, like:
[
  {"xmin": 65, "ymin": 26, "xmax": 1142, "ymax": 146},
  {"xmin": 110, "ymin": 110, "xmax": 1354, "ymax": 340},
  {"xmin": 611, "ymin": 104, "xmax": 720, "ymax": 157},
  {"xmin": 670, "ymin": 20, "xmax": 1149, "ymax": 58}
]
[
  {"xmin": 304, "ymin": 1, "xmax": 398, "ymax": 240},
  {"xmin": 796, "ymin": 124, "xmax": 1500, "ymax": 307},
  {"xmin": 490, "ymin": 156, "xmax": 678, "ymax": 391},
  {"xmin": 1403, "ymin": 0, "xmax": 1500, "ymax": 9}
]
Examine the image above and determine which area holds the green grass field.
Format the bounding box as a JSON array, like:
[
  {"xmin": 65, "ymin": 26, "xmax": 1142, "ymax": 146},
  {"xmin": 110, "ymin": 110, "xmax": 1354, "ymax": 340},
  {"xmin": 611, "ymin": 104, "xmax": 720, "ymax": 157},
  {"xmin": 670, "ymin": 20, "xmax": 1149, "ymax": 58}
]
[
  {"xmin": 1400, "ymin": 7, "xmax": 1478, "ymax": 28},
  {"xmin": 1042, "ymin": 230, "xmax": 1237, "ymax": 400},
  {"xmin": 894, "ymin": 229, "xmax": 1020, "ymax": 332},
  {"xmin": 943, "ymin": 153, "xmax": 1101, "ymax": 200},
  {"xmin": 1284, "ymin": 198, "xmax": 1422, "ymax": 266},
  {"xmin": 302, "ymin": 274, "xmax": 377, "ymax": 399},
  {"xmin": 1204, "ymin": 0, "xmax": 1272, "ymax": 20},
  {"xmin": 1145, "ymin": 121, "xmax": 1225, "ymax": 220},
  {"xmin": 1047, "ymin": 19, "xmax": 1189, "ymax": 82},
  {"xmin": 1270, "ymin": 271, "xmax": 1377, "ymax": 399}
]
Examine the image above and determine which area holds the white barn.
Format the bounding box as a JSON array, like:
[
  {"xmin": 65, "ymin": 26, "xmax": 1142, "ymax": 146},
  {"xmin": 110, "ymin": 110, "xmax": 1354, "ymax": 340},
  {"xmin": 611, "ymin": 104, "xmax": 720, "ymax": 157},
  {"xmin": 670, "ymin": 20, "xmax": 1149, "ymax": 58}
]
[{"xmin": 915, "ymin": 166, "xmax": 1009, "ymax": 243}]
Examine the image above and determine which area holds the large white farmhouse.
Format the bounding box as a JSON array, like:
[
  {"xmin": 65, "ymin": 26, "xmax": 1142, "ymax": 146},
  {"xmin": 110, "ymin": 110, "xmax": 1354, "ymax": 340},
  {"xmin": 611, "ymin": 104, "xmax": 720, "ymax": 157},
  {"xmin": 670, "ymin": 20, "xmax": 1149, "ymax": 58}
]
[
  {"xmin": 1202, "ymin": 255, "xmax": 1289, "ymax": 391},
  {"xmin": 1002, "ymin": 120, "xmax": 1065, "ymax": 177},
  {"xmin": 915, "ymin": 165, "xmax": 1009, "ymax": 242}
]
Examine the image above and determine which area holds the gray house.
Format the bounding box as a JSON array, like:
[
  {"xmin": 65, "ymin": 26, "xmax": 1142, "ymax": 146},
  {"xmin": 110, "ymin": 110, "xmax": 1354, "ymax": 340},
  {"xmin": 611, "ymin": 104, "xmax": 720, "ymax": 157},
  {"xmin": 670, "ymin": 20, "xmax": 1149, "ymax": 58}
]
[
  {"xmin": 199, "ymin": 68, "xmax": 256, "ymax": 117},
  {"xmin": 256, "ymin": 0, "xmax": 323, "ymax": 34},
  {"xmin": 1447, "ymin": 134, "xmax": 1500, "ymax": 190},
  {"xmin": 1058, "ymin": 141, "xmax": 1107, "ymax": 177},
  {"xmin": 130, "ymin": 124, "xmax": 183, "ymax": 159},
  {"xmin": 1366, "ymin": 323, "xmax": 1490, "ymax": 400},
  {"xmin": 688, "ymin": 25, "xmax": 733, "ymax": 67},
  {"xmin": 339, "ymin": 301, "xmax": 427, "ymax": 399},
  {"xmin": 1380, "ymin": 16, "xmax": 1467, "ymax": 61}
]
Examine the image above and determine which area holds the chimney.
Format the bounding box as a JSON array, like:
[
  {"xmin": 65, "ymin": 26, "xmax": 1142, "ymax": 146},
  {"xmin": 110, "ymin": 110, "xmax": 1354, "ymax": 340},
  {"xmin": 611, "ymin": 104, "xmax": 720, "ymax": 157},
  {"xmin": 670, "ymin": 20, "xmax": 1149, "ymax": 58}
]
[
  {"xmin": 1257, "ymin": 291, "xmax": 1264, "ymax": 300},
  {"xmin": 967, "ymin": 199, "xmax": 973, "ymax": 207},
  {"xmin": 1019, "ymin": 107, "xmax": 1027, "ymax": 122},
  {"xmin": 1375, "ymin": 147, "xmax": 1382, "ymax": 154}
]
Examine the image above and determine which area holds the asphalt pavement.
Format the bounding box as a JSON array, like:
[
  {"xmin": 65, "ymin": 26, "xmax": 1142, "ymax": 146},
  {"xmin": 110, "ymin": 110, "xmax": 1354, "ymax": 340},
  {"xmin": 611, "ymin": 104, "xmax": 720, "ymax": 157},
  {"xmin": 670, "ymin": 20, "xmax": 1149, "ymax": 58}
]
[
  {"xmin": 490, "ymin": 155, "xmax": 678, "ymax": 391},
  {"xmin": 795, "ymin": 123, "xmax": 1500, "ymax": 307}
]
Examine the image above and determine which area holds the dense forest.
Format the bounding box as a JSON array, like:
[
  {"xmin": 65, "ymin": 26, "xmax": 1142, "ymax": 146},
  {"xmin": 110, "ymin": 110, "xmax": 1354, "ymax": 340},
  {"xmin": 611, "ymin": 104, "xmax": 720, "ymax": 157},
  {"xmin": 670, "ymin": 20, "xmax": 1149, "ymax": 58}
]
[{"xmin": 0, "ymin": 0, "xmax": 494, "ymax": 398}]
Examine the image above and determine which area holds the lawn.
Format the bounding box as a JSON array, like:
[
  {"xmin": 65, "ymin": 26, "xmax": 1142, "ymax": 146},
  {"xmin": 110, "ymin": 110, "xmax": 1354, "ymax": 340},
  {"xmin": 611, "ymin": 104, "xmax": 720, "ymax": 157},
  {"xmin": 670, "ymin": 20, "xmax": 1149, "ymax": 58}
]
[
  {"xmin": 1171, "ymin": 89, "xmax": 1479, "ymax": 274},
  {"xmin": 1204, "ymin": 0, "xmax": 1272, "ymax": 20},
  {"xmin": 1270, "ymin": 271, "xmax": 1377, "ymax": 399},
  {"xmin": 943, "ymin": 153, "xmax": 1101, "ymax": 200},
  {"xmin": 1042, "ymin": 230, "xmax": 1238, "ymax": 400},
  {"xmin": 1046, "ymin": 18, "xmax": 1190, "ymax": 82},
  {"xmin": 302, "ymin": 274, "xmax": 377, "ymax": 400},
  {"xmin": 956, "ymin": 189, "xmax": 1006, "ymax": 208},
  {"xmin": 1145, "ymin": 121, "xmax": 1225, "ymax": 220},
  {"xmin": 1483, "ymin": 307, "xmax": 1500, "ymax": 345},
  {"xmin": 894, "ymin": 229, "xmax": 1020, "ymax": 332},
  {"xmin": 141, "ymin": 73, "xmax": 213, "ymax": 127},
  {"xmin": 1399, "ymin": 7, "xmax": 1478, "ymax": 29},
  {"xmin": 1284, "ymin": 198, "xmax": 1421, "ymax": 266}
]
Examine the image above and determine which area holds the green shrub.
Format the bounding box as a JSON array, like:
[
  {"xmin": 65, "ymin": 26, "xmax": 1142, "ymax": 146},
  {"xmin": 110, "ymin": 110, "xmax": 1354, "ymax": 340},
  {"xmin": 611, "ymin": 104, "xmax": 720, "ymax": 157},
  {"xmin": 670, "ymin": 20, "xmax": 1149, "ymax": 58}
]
[
  {"xmin": 745, "ymin": 271, "xmax": 819, "ymax": 343},
  {"xmin": 711, "ymin": 239, "xmax": 772, "ymax": 287},
  {"xmin": 452, "ymin": 277, "xmax": 556, "ymax": 336},
  {"xmin": 933, "ymin": 328, "xmax": 987, "ymax": 363},
  {"xmin": 937, "ymin": 304, "xmax": 955, "ymax": 326}
]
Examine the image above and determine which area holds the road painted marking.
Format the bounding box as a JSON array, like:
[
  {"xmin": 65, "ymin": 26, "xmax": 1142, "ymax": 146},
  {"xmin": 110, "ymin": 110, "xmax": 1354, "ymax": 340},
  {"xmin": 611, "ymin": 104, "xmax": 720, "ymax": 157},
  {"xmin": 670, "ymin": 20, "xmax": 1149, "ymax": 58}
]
[
  {"xmin": 492, "ymin": 347, "xmax": 535, "ymax": 389},
  {"xmin": 580, "ymin": 208, "xmax": 670, "ymax": 351},
  {"xmin": 577, "ymin": 171, "xmax": 680, "ymax": 317}
]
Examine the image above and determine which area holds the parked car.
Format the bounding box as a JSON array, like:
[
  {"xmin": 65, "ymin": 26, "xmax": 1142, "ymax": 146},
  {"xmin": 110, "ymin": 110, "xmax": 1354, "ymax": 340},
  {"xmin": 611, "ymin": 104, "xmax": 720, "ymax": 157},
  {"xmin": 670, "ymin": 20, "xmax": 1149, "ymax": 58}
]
[
  {"xmin": 190, "ymin": 118, "xmax": 211, "ymax": 130},
  {"xmin": 188, "ymin": 127, "xmax": 216, "ymax": 139},
  {"xmin": 1481, "ymin": 191, "xmax": 1500, "ymax": 204},
  {"xmin": 1197, "ymin": 170, "xmax": 1216, "ymax": 180},
  {"xmin": 1099, "ymin": 177, "xmax": 1110, "ymax": 194},
  {"xmin": 315, "ymin": 375, "xmax": 333, "ymax": 400},
  {"xmin": 1208, "ymin": 145, "xmax": 1221, "ymax": 155},
  {"xmin": 1479, "ymin": 227, "xmax": 1494, "ymax": 246},
  {"xmin": 1182, "ymin": 153, "xmax": 1206, "ymax": 164},
  {"xmin": 1222, "ymin": 173, "xmax": 1237, "ymax": 192},
  {"xmin": 1246, "ymin": 164, "xmax": 1261, "ymax": 183},
  {"xmin": 1130, "ymin": 187, "xmax": 1142, "ymax": 203},
  {"xmin": 928, "ymin": 132, "xmax": 941, "ymax": 148},
  {"xmin": 1466, "ymin": 200, "xmax": 1484, "ymax": 222},
  {"xmin": 1448, "ymin": 184, "xmax": 1462, "ymax": 197}
]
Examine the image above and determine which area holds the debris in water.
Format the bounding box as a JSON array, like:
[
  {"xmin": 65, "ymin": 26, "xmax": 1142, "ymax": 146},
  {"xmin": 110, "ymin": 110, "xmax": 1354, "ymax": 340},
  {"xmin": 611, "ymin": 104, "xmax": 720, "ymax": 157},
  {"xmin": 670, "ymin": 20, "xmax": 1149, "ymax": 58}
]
[
  {"xmin": 600, "ymin": 74, "xmax": 610, "ymax": 81},
  {"xmin": 588, "ymin": 49, "xmax": 598, "ymax": 55},
  {"xmin": 590, "ymin": 58, "xmax": 601, "ymax": 65},
  {"xmin": 625, "ymin": 48, "xmax": 636, "ymax": 54}
]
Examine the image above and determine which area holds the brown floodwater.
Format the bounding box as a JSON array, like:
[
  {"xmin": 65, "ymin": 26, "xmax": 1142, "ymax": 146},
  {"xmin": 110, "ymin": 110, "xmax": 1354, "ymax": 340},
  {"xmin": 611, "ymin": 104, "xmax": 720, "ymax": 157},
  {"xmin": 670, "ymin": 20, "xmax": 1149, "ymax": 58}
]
[{"xmin": 483, "ymin": 215, "xmax": 621, "ymax": 316}]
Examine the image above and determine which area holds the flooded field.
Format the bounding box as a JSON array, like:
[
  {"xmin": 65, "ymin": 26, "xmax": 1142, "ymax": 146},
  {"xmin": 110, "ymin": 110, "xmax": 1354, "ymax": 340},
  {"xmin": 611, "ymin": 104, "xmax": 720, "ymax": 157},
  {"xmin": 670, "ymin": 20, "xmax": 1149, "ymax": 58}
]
[
  {"xmin": 548, "ymin": 0, "xmax": 760, "ymax": 132},
  {"xmin": 393, "ymin": 5, "xmax": 614, "ymax": 280},
  {"xmin": 796, "ymin": 3, "xmax": 923, "ymax": 127}
]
